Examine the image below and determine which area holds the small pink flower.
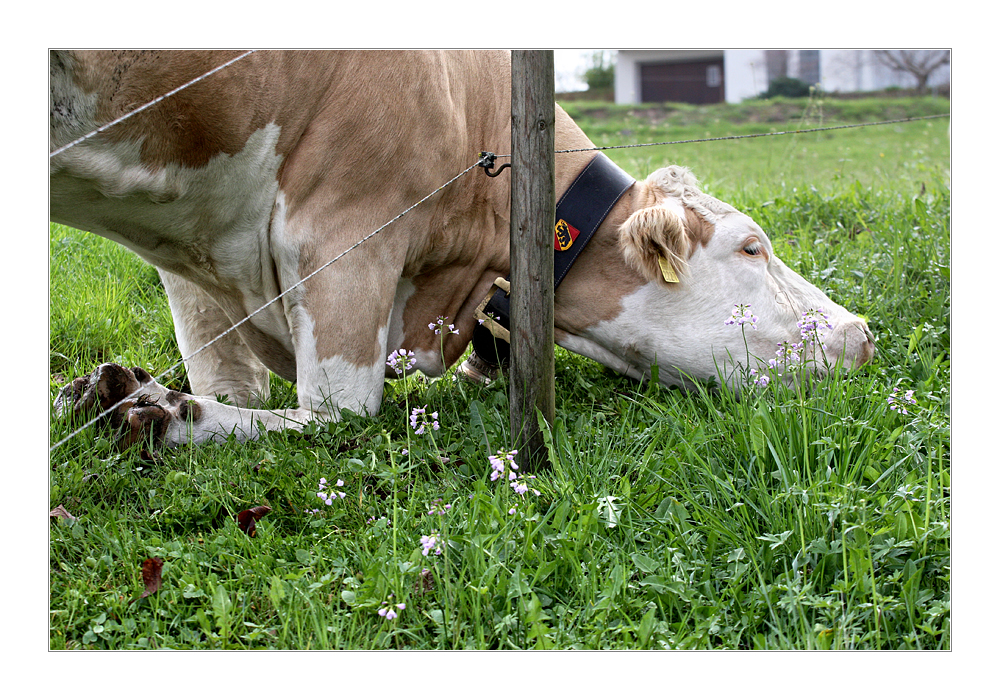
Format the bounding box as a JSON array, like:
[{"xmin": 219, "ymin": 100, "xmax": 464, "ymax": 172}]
[
  {"xmin": 727, "ymin": 303, "xmax": 757, "ymax": 330},
  {"xmin": 410, "ymin": 406, "xmax": 440, "ymax": 435},
  {"xmin": 488, "ymin": 449, "xmax": 519, "ymax": 481},
  {"xmin": 430, "ymin": 316, "xmax": 460, "ymax": 336},
  {"xmin": 378, "ymin": 595, "xmax": 404, "ymax": 620},
  {"xmin": 420, "ymin": 532, "xmax": 443, "ymax": 556},
  {"xmin": 888, "ymin": 387, "xmax": 917, "ymax": 414},
  {"xmin": 387, "ymin": 349, "xmax": 416, "ymax": 375}
]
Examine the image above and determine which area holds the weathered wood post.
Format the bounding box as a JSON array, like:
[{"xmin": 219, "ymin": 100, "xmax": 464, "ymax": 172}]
[{"xmin": 509, "ymin": 50, "xmax": 555, "ymax": 470}]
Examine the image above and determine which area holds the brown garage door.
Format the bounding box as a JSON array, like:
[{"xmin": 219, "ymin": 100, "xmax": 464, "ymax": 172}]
[{"xmin": 640, "ymin": 59, "xmax": 725, "ymax": 104}]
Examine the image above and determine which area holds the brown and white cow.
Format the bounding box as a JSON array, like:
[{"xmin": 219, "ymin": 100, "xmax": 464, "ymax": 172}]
[{"xmin": 50, "ymin": 50, "xmax": 874, "ymax": 447}]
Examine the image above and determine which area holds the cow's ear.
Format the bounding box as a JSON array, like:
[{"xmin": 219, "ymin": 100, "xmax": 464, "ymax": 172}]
[{"xmin": 618, "ymin": 205, "xmax": 691, "ymax": 286}]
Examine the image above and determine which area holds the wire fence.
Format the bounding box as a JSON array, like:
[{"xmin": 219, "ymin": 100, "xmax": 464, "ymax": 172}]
[
  {"xmin": 562, "ymin": 113, "xmax": 948, "ymax": 155},
  {"xmin": 48, "ymin": 53, "xmax": 950, "ymax": 450}
]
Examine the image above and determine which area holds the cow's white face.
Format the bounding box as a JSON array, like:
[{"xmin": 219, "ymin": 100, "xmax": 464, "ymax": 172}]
[{"xmin": 557, "ymin": 166, "xmax": 874, "ymax": 388}]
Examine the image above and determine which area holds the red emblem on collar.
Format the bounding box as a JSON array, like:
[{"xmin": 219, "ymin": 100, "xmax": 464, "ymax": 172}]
[{"xmin": 554, "ymin": 218, "xmax": 580, "ymax": 251}]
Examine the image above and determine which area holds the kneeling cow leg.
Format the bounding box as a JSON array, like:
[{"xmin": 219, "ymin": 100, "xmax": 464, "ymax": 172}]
[{"xmin": 54, "ymin": 363, "xmax": 317, "ymax": 448}]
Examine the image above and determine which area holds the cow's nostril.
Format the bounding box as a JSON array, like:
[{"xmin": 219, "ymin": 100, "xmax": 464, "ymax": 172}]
[
  {"xmin": 860, "ymin": 339, "xmax": 875, "ymax": 365},
  {"xmin": 857, "ymin": 325, "xmax": 876, "ymax": 365}
]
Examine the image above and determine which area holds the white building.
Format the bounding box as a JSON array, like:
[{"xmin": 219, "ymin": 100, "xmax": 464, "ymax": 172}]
[{"xmin": 614, "ymin": 50, "xmax": 950, "ymax": 105}]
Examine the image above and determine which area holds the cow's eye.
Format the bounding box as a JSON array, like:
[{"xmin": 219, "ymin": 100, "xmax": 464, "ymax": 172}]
[{"xmin": 742, "ymin": 241, "xmax": 764, "ymax": 257}]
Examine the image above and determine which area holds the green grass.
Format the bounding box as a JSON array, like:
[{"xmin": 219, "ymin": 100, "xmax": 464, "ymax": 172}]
[
  {"xmin": 49, "ymin": 96, "xmax": 950, "ymax": 650},
  {"xmin": 563, "ymin": 95, "xmax": 950, "ymax": 198}
]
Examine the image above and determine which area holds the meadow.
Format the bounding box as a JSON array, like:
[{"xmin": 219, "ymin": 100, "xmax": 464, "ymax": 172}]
[{"xmin": 48, "ymin": 95, "xmax": 951, "ymax": 650}]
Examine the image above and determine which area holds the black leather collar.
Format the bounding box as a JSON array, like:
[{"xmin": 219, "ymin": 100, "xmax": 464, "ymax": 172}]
[{"xmin": 472, "ymin": 152, "xmax": 635, "ymax": 366}]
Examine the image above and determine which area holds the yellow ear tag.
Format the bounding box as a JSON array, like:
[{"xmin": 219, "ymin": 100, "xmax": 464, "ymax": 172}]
[{"xmin": 658, "ymin": 256, "xmax": 679, "ymax": 284}]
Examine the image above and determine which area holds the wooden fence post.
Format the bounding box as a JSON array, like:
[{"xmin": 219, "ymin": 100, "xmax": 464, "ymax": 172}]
[{"xmin": 509, "ymin": 50, "xmax": 555, "ymax": 471}]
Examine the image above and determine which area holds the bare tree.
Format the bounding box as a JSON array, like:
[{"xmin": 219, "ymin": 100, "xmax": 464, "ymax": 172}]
[{"xmin": 873, "ymin": 50, "xmax": 950, "ymax": 92}]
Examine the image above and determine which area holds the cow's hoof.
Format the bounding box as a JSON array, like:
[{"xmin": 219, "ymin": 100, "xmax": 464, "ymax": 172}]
[
  {"xmin": 117, "ymin": 402, "xmax": 172, "ymax": 449},
  {"xmin": 54, "ymin": 363, "xmax": 150, "ymax": 421},
  {"xmin": 54, "ymin": 376, "xmax": 91, "ymax": 415}
]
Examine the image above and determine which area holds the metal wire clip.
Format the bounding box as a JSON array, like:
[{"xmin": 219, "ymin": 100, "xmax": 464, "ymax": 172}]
[{"xmin": 478, "ymin": 151, "xmax": 510, "ymax": 178}]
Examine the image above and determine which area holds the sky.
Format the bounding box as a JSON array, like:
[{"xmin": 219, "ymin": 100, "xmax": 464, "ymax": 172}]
[{"xmin": 553, "ymin": 49, "xmax": 605, "ymax": 92}]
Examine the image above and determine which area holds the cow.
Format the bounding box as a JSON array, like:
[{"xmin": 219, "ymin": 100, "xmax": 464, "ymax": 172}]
[{"xmin": 50, "ymin": 50, "xmax": 875, "ymax": 448}]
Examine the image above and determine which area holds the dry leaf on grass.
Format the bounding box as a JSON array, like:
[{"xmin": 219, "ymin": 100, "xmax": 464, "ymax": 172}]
[
  {"xmin": 140, "ymin": 557, "xmax": 163, "ymax": 598},
  {"xmin": 236, "ymin": 505, "xmax": 272, "ymax": 538}
]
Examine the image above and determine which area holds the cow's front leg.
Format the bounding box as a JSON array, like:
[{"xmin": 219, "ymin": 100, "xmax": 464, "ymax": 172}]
[
  {"xmin": 281, "ymin": 282, "xmax": 392, "ymax": 424},
  {"xmin": 53, "ymin": 273, "xmax": 395, "ymax": 448},
  {"xmin": 54, "ymin": 363, "xmax": 312, "ymax": 447}
]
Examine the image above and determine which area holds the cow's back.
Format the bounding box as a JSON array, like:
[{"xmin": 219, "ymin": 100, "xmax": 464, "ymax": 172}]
[{"xmin": 49, "ymin": 50, "xmax": 515, "ymax": 255}]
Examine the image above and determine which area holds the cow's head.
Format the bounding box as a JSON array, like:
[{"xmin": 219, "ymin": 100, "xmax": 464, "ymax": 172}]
[{"xmin": 558, "ymin": 165, "xmax": 875, "ymax": 389}]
